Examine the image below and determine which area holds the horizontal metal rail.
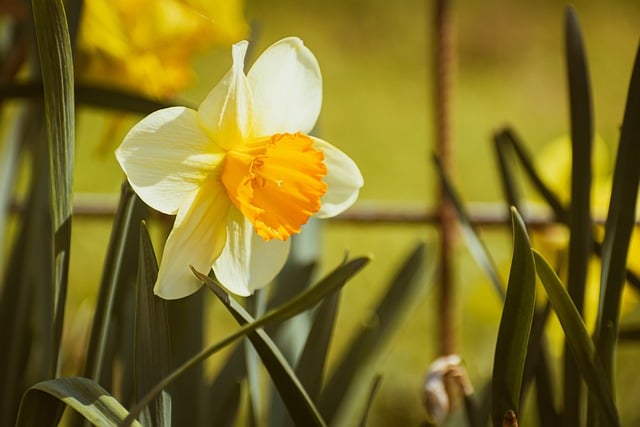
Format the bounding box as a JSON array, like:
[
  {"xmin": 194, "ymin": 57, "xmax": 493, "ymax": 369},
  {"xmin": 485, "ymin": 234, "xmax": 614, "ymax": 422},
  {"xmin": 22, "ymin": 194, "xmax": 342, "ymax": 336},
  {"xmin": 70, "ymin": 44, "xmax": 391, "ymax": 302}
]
[{"xmin": 7, "ymin": 195, "xmax": 587, "ymax": 229}]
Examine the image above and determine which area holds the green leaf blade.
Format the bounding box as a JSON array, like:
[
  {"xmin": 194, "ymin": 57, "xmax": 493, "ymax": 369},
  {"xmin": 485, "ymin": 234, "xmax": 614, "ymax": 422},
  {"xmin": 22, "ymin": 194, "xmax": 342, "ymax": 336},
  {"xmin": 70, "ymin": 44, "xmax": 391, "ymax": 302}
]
[
  {"xmin": 134, "ymin": 223, "xmax": 172, "ymax": 427},
  {"xmin": 595, "ymin": 37, "xmax": 640, "ymax": 388},
  {"xmin": 564, "ymin": 6, "xmax": 594, "ymax": 423},
  {"xmin": 16, "ymin": 377, "xmax": 141, "ymax": 427},
  {"xmin": 533, "ymin": 251, "xmax": 619, "ymax": 426},
  {"xmin": 295, "ymin": 290, "xmax": 341, "ymax": 402},
  {"xmin": 319, "ymin": 243, "xmax": 429, "ymax": 422},
  {"xmin": 207, "ymin": 280, "xmax": 326, "ymax": 427},
  {"xmin": 122, "ymin": 257, "xmax": 369, "ymax": 426},
  {"xmin": 31, "ymin": 0, "xmax": 75, "ymax": 377},
  {"xmin": 491, "ymin": 208, "xmax": 536, "ymax": 426}
]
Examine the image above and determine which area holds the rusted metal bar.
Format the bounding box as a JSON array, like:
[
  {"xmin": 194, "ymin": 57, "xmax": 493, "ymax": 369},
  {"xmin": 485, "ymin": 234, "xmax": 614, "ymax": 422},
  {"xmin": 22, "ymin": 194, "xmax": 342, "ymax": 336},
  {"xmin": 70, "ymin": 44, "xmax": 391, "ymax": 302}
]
[
  {"xmin": 434, "ymin": 0, "xmax": 456, "ymax": 355},
  {"xmin": 7, "ymin": 196, "xmax": 573, "ymax": 228}
]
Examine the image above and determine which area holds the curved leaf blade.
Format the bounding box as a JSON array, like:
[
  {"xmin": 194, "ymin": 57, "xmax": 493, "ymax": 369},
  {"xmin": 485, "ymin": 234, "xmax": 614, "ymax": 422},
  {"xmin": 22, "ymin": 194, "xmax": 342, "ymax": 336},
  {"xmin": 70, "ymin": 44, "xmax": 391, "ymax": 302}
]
[
  {"xmin": 206, "ymin": 279, "xmax": 326, "ymax": 427},
  {"xmin": 122, "ymin": 257, "xmax": 369, "ymax": 426},
  {"xmin": 491, "ymin": 208, "xmax": 536, "ymax": 426},
  {"xmin": 16, "ymin": 377, "xmax": 141, "ymax": 427},
  {"xmin": 319, "ymin": 243, "xmax": 429, "ymax": 422},
  {"xmin": 533, "ymin": 251, "xmax": 619, "ymax": 426}
]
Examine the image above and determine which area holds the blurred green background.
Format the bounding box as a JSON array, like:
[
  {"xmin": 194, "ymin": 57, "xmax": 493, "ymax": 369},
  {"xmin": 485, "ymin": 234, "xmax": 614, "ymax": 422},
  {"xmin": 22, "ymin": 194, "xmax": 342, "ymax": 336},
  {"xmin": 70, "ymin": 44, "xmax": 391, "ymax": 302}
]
[{"xmin": 64, "ymin": 0, "xmax": 640, "ymax": 424}]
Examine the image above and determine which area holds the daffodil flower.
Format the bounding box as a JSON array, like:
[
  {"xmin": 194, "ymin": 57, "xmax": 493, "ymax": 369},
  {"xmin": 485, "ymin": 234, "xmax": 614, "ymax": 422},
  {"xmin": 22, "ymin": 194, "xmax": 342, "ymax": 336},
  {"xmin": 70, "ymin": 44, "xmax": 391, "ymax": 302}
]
[{"xmin": 116, "ymin": 37, "xmax": 363, "ymax": 299}]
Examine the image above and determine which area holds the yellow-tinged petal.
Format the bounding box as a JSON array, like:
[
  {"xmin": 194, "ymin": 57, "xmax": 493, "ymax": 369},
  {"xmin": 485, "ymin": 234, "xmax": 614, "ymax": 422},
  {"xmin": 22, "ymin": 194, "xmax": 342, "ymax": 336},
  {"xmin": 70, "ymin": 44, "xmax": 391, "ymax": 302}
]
[
  {"xmin": 116, "ymin": 107, "xmax": 224, "ymax": 215},
  {"xmin": 155, "ymin": 178, "xmax": 230, "ymax": 299},
  {"xmin": 221, "ymin": 133, "xmax": 327, "ymax": 240},
  {"xmin": 247, "ymin": 37, "xmax": 322, "ymax": 135},
  {"xmin": 213, "ymin": 208, "xmax": 291, "ymax": 296},
  {"xmin": 311, "ymin": 137, "xmax": 363, "ymax": 218},
  {"xmin": 198, "ymin": 40, "xmax": 252, "ymax": 150}
]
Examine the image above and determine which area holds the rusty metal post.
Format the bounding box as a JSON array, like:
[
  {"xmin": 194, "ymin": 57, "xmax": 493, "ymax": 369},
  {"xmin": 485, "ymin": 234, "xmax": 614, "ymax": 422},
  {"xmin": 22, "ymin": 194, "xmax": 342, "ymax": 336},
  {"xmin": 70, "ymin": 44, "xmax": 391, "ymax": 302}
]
[{"xmin": 433, "ymin": 0, "xmax": 456, "ymax": 355}]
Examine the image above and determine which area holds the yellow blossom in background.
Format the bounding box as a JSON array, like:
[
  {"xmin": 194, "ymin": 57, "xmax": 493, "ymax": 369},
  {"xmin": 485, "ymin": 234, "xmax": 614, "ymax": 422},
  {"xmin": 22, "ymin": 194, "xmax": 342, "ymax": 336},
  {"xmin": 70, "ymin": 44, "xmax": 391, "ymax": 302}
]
[
  {"xmin": 76, "ymin": 0, "xmax": 249, "ymax": 99},
  {"xmin": 116, "ymin": 37, "xmax": 363, "ymax": 299}
]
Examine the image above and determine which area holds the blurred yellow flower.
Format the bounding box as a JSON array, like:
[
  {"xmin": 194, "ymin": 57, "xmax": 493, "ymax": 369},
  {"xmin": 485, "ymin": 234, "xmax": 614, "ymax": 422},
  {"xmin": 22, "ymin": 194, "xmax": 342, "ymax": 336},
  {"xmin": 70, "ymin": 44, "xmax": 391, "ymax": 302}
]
[
  {"xmin": 76, "ymin": 0, "xmax": 249, "ymax": 99},
  {"xmin": 116, "ymin": 38, "xmax": 364, "ymax": 299}
]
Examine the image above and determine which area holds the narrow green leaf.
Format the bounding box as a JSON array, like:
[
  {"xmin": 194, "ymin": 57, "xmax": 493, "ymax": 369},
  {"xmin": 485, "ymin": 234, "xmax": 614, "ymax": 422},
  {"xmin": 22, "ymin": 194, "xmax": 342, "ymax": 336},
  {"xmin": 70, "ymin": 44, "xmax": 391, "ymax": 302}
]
[
  {"xmin": 434, "ymin": 155, "xmax": 505, "ymax": 299},
  {"xmin": 491, "ymin": 208, "xmax": 536, "ymax": 427},
  {"xmin": 500, "ymin": 128, "xmax": 568, "ymax": 222},
  {"xmin": 594, "ymin": 38, "xmax": 640, "ymax": 390},
  {"xmin": 32, "ymin": 0, "xmax": 75, "ymax": 376},
  {"xmin": 167, "ymin": 292, "xmax": 205, "ymax": 427},
  {"xmin": 206, "ymin": 280, "xmax": 326, "ymax": 427},
  {"xmin": 16, "ymin": 377, "xmax": 142, "ymax": 427},
  {"xmin": 319, "ymin": 243, "xmax": 429, "ymax": 423},
  {"xmin": 204, "ymin": 344, "xmax": 246, "ymax": 423},
  {"xmin": 564, "ymin": 6, "xmax": 594, "ymax": 424},
  {"xmin": 121, "ymin": 257, "xmax": 369, "ymax": 426},
  {"xmin": 520, "ymin": 304, "xmax": 559, "ymax": 425},
  {"xmin": 499, "ymin": 127, "xmax": 640, "ymax": 293},
  {"xmin": 83, "ymin": 182, "xmax": 138, "ymax": 382},
  {"xmin": 134, "ymin": 223, "xmax": 172, "ymax": 427},
  {"xmin": 533, "ymin": 251, "xmax": 619, "ymax": 426},
  {"xmin": 267, "ymin": 261, "xmax": 318, "ymax": 426},
  {"xmin": 295, "ymin": 291, "xmax": 341, "ymax": 401},
  {"xmin": 245, "ymin": 290, "xmax": 268, "ymax": 424},
  {"xmin": 493, "ymin": 131, "xmax": 523, "ymax": 209},
  {"xmin": 359, "ymin": 375, "xmax": 382, "ymax": 427},
  {"xmin": 0, "ymin": 135, "xmax": 54, "ymax": 425},
  {"xmin": 269, "ymin": 261, "xmax": 317, "ymax": 310},
  {"xmin": 0, "ymin": 82, "xmax": 178, "ymax": 114}
]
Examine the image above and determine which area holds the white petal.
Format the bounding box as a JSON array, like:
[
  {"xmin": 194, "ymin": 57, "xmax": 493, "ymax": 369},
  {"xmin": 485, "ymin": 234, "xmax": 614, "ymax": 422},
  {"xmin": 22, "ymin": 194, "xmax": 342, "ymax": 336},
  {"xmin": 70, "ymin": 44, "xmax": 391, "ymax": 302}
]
[
  {"xmin": 247, "ymin": 37, "xmax": 322, "ymax": 135},
  {"xmin": 116, "ymin": 107, "xmax": 223, "ymax": 215},
  {"xmin": 198, "ymin": 40, "xmax": 253, "ymax": 150},
  {"xmin": 154, "ymin": 179, "xmax": 230, "ymax": 299},
  {"xmin": 313, "ymin": 137, "xmax": 364, "ymax": 218},
  {"xmin": 213, "ymin": 207, "xmax": 291, "ymax": 296}
]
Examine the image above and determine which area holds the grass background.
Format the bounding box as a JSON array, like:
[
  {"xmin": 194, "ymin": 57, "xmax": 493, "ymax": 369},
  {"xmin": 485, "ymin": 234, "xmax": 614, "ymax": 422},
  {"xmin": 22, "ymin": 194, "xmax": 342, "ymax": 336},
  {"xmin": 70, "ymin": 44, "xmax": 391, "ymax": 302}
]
[{"xmin": 62, "ymin": 0, "xmax": 640, "ymax": 424}]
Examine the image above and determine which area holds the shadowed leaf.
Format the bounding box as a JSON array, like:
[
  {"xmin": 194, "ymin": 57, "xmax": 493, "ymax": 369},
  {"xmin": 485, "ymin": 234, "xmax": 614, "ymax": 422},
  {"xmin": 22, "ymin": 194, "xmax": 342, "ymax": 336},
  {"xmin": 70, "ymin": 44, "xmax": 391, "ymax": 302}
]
[
  {"xmin": 319, "ymin": 243, "xmax": 429, "ymax": 423},
  {"xmin": 203, "ymin": 344, "xmax": 246, "ymax": 424},
  {"xmin": 0, "ymin": 131, "xmax": 53, "ymax": 425},
  {"xmin": 121, "ymin": 257, "xmax": 369, "ymax": 426},
  {"xmin": 564, "ymin": 7, "xmax": 594, "ymax": 424},
  {"xmin": 134, "ymin": 223, "xmax": 172, "ymax": 426},
  {"xmin": 206, "ymin": 280, "xmax": 326, "ymax": 427},
  {"xmin": 295, "ymin": 291, "xmax": 341, "ymax": 401},
  {"xmin": 593, "ymin": 36, "xmax": 640, "ymax": 393},
  {"xmin": 83, "ymin": 182, "xmax": 139, "ymax": 382}
]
